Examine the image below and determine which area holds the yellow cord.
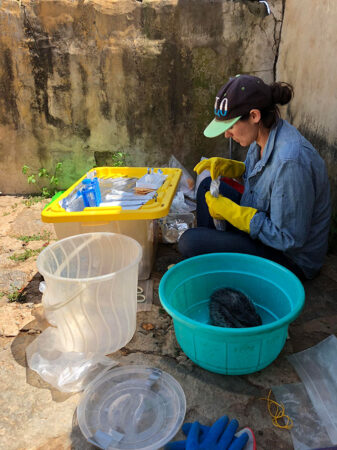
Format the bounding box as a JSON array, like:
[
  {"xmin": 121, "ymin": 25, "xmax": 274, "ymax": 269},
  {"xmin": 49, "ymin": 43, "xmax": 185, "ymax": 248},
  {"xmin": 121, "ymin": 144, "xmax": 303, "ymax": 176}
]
[{"xmin": 260, "ymin": 390, "xmax": 294, "ymax": 430}]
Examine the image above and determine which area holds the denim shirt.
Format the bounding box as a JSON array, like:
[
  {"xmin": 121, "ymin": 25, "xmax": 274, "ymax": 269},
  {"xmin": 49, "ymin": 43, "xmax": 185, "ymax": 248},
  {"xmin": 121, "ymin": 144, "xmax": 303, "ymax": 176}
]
[{"xmin": 241, "ymin": 119, "xmax": 331, "ymax": 278}]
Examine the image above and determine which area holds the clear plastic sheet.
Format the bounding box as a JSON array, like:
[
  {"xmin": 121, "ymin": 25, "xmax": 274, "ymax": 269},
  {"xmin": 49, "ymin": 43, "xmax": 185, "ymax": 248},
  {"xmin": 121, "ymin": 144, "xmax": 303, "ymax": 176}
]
[
  {"xmin": 210, "ymin": 178, "xmax": 227, "ymax": 231},
  {"xmin": 288, "ymin": 335, "xmax": 337, "ymax": 445},
  {"xmin": 170, "ymin": 191, "xmax": 195, "ymax": 213},
  {"xmin": 271, "ymin": 335, "xmax": 337, "ymax": 450},
  {"xmin": 272, "ymin": 383, "xmax": 333, "ymax": 450},
  {"xmin": 26, "ymin": 327, "xmax": 118, "ymax": 393},
  {"xmin": 160, "ymin": 212, "xmax": 194, "ymax": 243},
  {"xmin": 136, "ymin": 168, "xmax": 166, "ymax": 190},
  {"xmin": 169, "ymin": 155, "xmax": 195, "ymax": 200}
]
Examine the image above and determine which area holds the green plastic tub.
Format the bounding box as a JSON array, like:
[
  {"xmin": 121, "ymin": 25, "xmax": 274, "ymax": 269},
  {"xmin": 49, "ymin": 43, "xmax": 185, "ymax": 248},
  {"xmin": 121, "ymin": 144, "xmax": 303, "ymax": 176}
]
[{"xmin": 159, "ymin": 253, "xmax": 305, "ymax": 375}]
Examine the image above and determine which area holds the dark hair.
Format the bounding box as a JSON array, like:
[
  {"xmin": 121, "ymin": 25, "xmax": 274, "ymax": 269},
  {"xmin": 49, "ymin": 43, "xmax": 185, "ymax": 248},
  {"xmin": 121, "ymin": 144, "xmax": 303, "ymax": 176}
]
[{"xmin": 240, "ymin": 81, "xmax": 294, "ymax": 129}]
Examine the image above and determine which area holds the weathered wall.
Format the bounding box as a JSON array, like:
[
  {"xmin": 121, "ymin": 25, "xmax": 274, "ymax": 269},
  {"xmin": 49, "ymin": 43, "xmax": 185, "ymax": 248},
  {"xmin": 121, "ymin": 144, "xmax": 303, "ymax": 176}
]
[
  {"xmin": 276, "ymin": 0, "xmax": 337, "ymax": 208},
  {"xmin": 0, "ymin": 0, "xmax": 282, "ymax": 193}
]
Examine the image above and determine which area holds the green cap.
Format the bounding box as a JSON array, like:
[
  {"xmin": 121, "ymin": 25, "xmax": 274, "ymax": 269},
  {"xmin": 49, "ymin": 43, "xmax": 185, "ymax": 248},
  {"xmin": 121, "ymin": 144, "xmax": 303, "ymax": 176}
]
[{"xmin": 203, "ymin": 116, "xmax": 241, "ymax": 138}]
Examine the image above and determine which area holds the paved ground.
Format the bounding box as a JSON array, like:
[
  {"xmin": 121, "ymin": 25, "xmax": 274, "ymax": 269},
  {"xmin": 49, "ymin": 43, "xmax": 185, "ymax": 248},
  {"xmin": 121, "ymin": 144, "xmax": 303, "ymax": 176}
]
[{"xmin": 1, "ymin": 195, "xmax": 337, "ymax": 450}]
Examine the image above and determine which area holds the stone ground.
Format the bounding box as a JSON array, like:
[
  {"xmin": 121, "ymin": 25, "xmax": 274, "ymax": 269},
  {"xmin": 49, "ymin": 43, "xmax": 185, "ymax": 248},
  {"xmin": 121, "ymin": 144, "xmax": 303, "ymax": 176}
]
[{"xmin": 1, "ymin": 195, "xmax": 337, "ymax": 450}]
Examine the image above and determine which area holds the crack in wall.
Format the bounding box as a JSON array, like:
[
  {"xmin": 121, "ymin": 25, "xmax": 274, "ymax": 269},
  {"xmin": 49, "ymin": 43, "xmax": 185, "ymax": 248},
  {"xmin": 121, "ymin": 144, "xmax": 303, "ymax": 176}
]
[
  {"xmin": 272, "ymin": 0, "xmax": 286, "ymax": 81},
  {"xmin": 0, "ymin": 47, "xmax": 20, "ymax": 129}
]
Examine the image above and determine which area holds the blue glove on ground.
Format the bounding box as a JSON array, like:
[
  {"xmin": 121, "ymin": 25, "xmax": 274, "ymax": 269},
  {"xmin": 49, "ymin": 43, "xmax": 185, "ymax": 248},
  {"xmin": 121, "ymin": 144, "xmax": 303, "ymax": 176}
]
[
  {"xmin": 165, "ymin": 424, "xmax": 210, "ymax": 450},
  {"xmin": 165, "ymin": 416, "xmax": 249, "ymax": 450}
]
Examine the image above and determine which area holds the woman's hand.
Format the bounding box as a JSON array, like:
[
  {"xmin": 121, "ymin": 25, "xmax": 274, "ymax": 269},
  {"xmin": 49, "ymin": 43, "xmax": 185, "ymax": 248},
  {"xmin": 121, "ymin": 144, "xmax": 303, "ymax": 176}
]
[
  {"xmin": 205, "ymin": 192, "xmax": 257, "ymax": 234},
  {"xmin": 194, "ymin": 157, "xmax": 245, "ymax": 180}
]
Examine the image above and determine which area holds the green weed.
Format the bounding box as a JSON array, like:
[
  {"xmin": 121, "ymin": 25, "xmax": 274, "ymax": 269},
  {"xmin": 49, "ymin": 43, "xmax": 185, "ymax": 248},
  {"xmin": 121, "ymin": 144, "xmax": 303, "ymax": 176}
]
[
  {"xmin": 7, "ymin": 285, "xmax": 26, "ymax": 303},
  {"xmin": 9, "ymin": 248, "xmax": 43, "ymax": 262},
  {"xmin": 22, "ymin": 162, "xmax": 63, "ymax": 198},
  {"xmin": 110, "ymin": 151, "xmax": 128, "ymax": 167},
  {"xmin": 16, "ymin": 231, "xmax": 51, "ymax": 243},
  {"xmin": 94, "ymin": 150, "xmax": 128, "ymax": 167},
  {"xmin": 22, "ymin": 195, "xmax": 46, "ymax": 207}
]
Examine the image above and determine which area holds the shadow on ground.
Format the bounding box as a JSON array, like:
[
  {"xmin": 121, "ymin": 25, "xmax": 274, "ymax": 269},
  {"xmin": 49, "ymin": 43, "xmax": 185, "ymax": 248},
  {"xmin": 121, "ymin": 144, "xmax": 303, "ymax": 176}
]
[
  {"xmin": 10, "ymin": 317, "xmax": 75, "ymax": 402},
  {"xmin": 10, "ymin": 272, "xmax": 76, "ymax": 402}
]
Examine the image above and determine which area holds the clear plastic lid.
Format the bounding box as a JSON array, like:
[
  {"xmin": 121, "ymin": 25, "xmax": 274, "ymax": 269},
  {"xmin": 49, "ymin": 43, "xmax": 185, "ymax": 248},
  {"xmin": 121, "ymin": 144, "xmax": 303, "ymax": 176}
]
[{"xmin": 77, "ymin": 365, "xmax": 186, "ymax": 450}]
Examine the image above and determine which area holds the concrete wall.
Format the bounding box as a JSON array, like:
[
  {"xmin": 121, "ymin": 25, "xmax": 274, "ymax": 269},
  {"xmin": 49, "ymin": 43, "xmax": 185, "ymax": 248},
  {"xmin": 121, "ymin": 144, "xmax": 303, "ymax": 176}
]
[
  {"xmin": 0, "ymin": 0, "xmax": 282, "ymax": 193},
  {"xmin": 276, "ymin": 0, "xmax": 337, "ymax": 208}
]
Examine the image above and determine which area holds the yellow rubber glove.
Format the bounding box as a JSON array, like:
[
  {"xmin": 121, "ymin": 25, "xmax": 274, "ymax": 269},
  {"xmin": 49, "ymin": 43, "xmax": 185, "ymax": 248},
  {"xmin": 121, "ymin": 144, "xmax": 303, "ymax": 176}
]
[
  {"xmin": 194, "ymin": 157, "xmax": 245, "ymax": 180},
  {"xmin": 205, "ymin": 192, "xmax": 257, "ymax": 234}
]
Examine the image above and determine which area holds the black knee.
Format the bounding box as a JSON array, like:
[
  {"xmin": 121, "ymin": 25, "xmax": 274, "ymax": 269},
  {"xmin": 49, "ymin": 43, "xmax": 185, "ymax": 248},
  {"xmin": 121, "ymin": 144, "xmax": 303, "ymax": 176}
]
[{"xmin": 178, "ymin": 228, "xmax": 198, "ymax": 258}]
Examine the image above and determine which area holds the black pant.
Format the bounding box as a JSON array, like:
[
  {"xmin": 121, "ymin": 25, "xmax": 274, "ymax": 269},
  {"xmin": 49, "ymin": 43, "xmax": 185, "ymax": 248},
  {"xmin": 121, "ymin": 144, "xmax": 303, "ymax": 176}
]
[{"xmin": 178, "ymin": 177, "xmax": 306, "ymax": 280}]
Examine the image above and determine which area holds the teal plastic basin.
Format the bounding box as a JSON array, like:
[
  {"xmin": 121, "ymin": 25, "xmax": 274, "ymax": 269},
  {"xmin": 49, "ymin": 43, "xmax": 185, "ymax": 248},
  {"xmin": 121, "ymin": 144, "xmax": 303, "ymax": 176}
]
[{"xmin": 159, "ymin": 253, "xmax": 305, "ymax": 375}]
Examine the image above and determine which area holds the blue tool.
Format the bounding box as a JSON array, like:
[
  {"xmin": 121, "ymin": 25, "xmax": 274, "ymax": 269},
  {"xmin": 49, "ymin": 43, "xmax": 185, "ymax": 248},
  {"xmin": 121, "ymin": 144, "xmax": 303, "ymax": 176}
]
[{"xmin": 77, "ymin": 177, "xmax": 101, "ymax": 207}]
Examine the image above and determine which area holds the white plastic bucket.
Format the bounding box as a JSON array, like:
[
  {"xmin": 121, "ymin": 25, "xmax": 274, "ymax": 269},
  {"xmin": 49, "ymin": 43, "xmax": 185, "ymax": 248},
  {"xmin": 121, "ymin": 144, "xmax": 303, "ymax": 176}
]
[{"xmin": 37, "ymin": 232, "xmax": 142, "ymax": 354}]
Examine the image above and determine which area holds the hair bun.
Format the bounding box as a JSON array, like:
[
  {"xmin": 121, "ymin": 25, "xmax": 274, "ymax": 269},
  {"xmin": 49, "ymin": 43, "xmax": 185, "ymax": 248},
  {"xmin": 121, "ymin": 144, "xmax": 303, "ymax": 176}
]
[{"xmin": 270, "ymin": 82, "xmax": 293, "ymax": 105}]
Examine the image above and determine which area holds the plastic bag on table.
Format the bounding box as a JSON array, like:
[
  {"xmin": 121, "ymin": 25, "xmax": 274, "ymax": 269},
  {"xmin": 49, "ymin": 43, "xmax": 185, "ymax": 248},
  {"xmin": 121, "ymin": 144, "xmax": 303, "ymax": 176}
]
[
  {"xmin": 60, "ymin": 184, "xmax": 84, "ymax": 212},
  {"xmin": 287, "ymin": 335, "xmax": 337, "ymax": 445},
  {"xmin": 61, "ymin": 170, "xmax": 100, "ymax": 211},
  {"xmin": 26, "ymin": 327, "xmax": 118, "ymax": 393},
  {"xmin": 136, "ymin": 168, "xmax": 166, "ymax": 191},
  {"xmin": 168, "ymin": 155, "xmax": 195, "ymax": 200},
  {"xmin": 99, "ymin": 177, "xmax": 137, "ymax": 195},
  {"xmin": 170, "ymin": 191, "xmax": 195, "ymax": 213}
]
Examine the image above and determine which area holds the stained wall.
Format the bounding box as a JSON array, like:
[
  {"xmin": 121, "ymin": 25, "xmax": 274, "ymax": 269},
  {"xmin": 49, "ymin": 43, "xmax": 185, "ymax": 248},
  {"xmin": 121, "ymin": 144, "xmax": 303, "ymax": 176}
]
[{"xmin": 0, "ymin": 0, "xmax": 281, "ymax": 193}]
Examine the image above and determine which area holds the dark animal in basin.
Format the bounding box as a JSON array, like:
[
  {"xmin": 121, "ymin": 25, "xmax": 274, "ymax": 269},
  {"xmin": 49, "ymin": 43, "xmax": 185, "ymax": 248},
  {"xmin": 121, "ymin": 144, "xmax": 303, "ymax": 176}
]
[{"xmin": 209, "ymin": 288, "xmax": 262, "ymax": 328}]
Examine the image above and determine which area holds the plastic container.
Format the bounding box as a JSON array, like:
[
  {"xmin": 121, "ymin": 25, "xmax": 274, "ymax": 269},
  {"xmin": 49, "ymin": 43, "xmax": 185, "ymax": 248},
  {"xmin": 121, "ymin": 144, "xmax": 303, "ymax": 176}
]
[
  {"xmin": 80, "ymin": 177, "xmax": 101, "ymax": 207},
  {"xmin": 77, "ymin": 365, "xmax": 186, "ymax": 450},
  {"xmin": 37, "ymin": 232, "xmax": 142, "ymax": 354},
  {"xmin": 159, "ymin": 253, "xmax": 305, "ymax": 375},
  {"xmin": 41, "ymin": 167, "xmax": 182, "ymax": 280},
  {"xmin": 160, "ymin": 212, "xmax": 195, "ymax": 244}
]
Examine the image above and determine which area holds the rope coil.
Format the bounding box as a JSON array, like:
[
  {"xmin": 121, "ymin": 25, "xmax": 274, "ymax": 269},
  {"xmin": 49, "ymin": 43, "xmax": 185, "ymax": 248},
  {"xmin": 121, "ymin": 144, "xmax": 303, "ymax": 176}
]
[{"xmin": 260, "ymin": 390, "xmax": 293, "ymax": 430}]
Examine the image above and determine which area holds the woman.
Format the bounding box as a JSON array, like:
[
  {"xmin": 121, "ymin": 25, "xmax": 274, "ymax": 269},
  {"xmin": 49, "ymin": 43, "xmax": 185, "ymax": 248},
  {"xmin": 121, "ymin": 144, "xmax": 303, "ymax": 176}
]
[{"xmin": 178, "ymin": 74, "xmax": 331, "ymax": 279}]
